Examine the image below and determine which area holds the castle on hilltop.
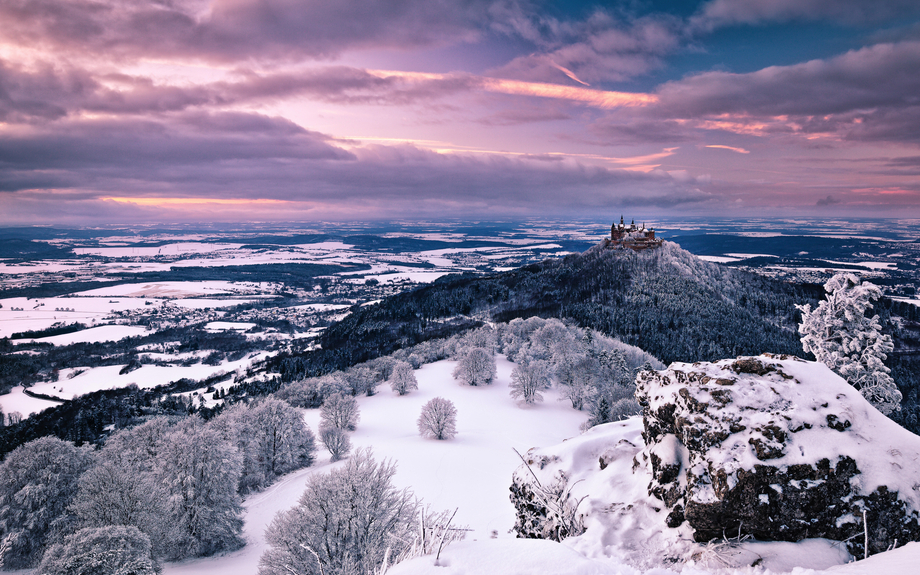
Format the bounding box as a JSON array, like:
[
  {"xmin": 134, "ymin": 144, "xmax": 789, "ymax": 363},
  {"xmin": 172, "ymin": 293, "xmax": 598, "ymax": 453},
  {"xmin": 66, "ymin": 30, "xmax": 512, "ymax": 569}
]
[{"xmin": 607, "ymin": 216, "xmax": 662, "ymax": 251}]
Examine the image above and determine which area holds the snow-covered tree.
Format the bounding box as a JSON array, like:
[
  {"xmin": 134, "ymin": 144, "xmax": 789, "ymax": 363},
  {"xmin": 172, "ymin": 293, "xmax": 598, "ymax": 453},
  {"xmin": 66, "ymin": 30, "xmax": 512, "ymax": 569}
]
[
  {"xmin": 345, "ymin": 365, "xmax": 379, "ymax": 396},
  {"xmin": 259, "ymin": 449, "xmax": 419, "ymax": 575},
  {"xmin": 37, "ymin": 526, "xmax": 158, "ymax": 575},
  {"xmin": 156, "ymin": 422, "xmax": 245, "ymax": 559},
  {"xmin": 320, "ymin": 393, "xmax": 360, "ymax": 431},
  {"xmin": 417, "ymin": 397, "xmax": 458, "ymax": 440},
  {"xmin": 0, "ymin": 436, "xmax": 93, "ymax": 569},
  {"xmin": 509, "ymin": 355, "xmax": 552, "ymax": 404},
  {"xmin": 69, "ymin": 458, "xmax": 172, "ymax": 552},
  {"xmin": 797, "ymin": 272, "xmax": 901, "ymax": 414},
  {"xmin": 319, "ymin": 426, "xmax": 352, "ymax": 462},
  {"xmin": 452, "ymin": 347, "xmax": 496, "ymax": 386},
  {"xmin": 389, "ymin": 361, "xmax": 418, "ymax": 395},
  {"xmin": 212, "ymin": 398, "xmax": 316, "ymax": 492}
]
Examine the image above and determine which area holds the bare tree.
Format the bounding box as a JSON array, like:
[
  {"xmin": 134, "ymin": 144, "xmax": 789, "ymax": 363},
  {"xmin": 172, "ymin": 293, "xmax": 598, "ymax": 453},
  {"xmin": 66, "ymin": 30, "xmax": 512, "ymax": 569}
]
[
  {"xmin": 320, "ymin": 393, "xmax": 360, "ymax": 431},
  {"xmin": 510, "ymin": 355, "xmax": 551, "ymax": 404},
  {"xmin": 319, "ymin": 426, "xmax": 352, "ymax": 462},
  {"xmin": 259, "ymin": 449, "xmax": 420, "ymax": 575},
  {"xmin": 417, "ymin": 397, "xmax": 458, "ymax": 440},
  {"xmin": 389, "ymin": 361, "xmax": 419, "ymax": 395},
  {"xmin": 156, "ymin": 421, "xmax": 245, "ymax": 559},
  {"xmin": 452, "ymin": 347, "xmax": 496, "ymax": 386}
]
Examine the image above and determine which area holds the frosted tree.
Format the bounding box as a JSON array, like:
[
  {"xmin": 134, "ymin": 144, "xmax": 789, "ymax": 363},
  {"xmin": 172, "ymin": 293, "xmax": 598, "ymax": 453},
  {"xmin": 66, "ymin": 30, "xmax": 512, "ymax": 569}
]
[
  {"xmin": 156, "ymin": 422, "xmax": 245, "ymax": 559},
  {"xmin": 345, "ymin": 365, "xmax": 379, "ymax": 396},
  {"xmin": 249, "ymin": 398, "xmax": 316, "ymax": 479},
  {"xmin": 37, "ymin": 526, "xmax": 158, "ymax": 575},
  {"xmin": 320, "ymin": 393, "xmax": 360, "ymax": 431},
  {"xmin": 797, "ymin": 272, "xmax": 901, "ymax": 414},
  {"xmin": 69, "ymin": 458, "xmax": 172, "ymax": 556},
  {"xmin": 452, "ymin": 347, "xmax": 497, "ymax": 386},
  {"xmin": 259, "ymin": 449, "xmax": 420, "ymax": 575},
  {"xmin": 389, "ymin": 360, "xmax": 419, "ymax": 395},
  {"xmin": 509, "ymin": 355, "xmax": 552, "ymax": 404},
  {"xmin": 212, "ymin": 398, "xmax": 315, "ymax": 492},
  {"xmin": 0, "ymin": 436, "xmax": 94, "ymax": 569},
  {"xmin": 417, "ymin": 397, "xmax": 458, "ymax": 440},
  {"xmin": 319, "ymin": 426, "xmax": 352, "ymax": 462}
]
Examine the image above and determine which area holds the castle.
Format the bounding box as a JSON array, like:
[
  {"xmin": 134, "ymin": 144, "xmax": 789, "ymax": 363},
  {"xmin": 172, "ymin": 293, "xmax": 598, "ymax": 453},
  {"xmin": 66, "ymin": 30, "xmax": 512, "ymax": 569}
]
[{"xmin": 607, "ymin": 216, "xmax": 662, "ymax": 251}]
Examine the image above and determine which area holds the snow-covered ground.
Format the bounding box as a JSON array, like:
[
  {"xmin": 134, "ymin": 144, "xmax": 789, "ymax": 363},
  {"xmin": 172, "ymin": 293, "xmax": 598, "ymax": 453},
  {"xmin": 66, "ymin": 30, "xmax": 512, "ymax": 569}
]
[
  {"xmin": 159, "ymin": 356, "xmax": 920, "ymax": 575},
  {"xmin": 21, "ymin": 324, "xmax": 149, "ymax": 345},
  {"xmin": 0, "ymin": 352, "xmax": 272, "ymax": 417},
  {"xmin": 0, "ymin": 294, "xmax": 260, "ymax": 338},
  {"xmin": 164, "ymin": 356, "xmax": 587, "ymax": 575}
]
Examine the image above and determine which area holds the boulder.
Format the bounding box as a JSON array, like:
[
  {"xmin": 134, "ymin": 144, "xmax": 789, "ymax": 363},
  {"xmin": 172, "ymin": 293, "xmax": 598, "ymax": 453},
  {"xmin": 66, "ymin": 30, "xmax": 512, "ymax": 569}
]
[{"xmin": 635, "ymin": 354, "xmax": 920, "ymax": 556}]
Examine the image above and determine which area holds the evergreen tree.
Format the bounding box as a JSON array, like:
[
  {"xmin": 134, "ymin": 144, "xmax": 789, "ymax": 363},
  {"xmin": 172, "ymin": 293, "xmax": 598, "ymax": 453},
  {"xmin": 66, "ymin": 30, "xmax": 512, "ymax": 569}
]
[{"xmin": 797, "ymin": 273, "xmax": 901, "ymax": 414}]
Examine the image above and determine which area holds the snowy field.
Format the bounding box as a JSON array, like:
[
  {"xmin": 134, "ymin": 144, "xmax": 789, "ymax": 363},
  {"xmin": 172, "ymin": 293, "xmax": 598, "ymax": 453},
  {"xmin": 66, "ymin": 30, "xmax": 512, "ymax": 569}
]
[
  {"xmin": 0, "ymin": 351, "xmax": 272, "ymax": 416},
  {"xmin": 0, "ymin": 293, "xmax": 262, "ymax": 339},
  {"xmin": 163, "ymin": 356, "xmax": 587, "ymax": 575},
  {"xmin": 156, "ymin": 356, "xmax": 920, "ymax": 575}
]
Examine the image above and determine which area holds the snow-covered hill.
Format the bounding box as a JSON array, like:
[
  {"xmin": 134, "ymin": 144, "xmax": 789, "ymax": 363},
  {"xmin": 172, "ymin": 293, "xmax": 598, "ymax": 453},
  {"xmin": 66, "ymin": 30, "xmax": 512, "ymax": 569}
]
[
  {"xmin": 159, "ymin": 354, "xmax": 920, "ymax": 575},
  {"xmin": 162, "ymin": 355, "xmax": 587, "ymax": 575}
]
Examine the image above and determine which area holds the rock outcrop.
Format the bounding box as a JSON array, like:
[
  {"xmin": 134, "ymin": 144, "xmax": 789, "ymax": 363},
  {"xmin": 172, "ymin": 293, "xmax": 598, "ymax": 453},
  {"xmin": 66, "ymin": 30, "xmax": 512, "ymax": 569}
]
[{"xmin": 635, "ymin": 354, "xmax": 920, "ymax": 556}]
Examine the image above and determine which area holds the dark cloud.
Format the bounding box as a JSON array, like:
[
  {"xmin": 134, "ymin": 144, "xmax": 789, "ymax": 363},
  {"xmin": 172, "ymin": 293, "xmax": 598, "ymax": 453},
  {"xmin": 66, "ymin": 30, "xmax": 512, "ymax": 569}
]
[
  {"xmin": 649, "ymin": 41, "xmax": 920, "ymax": 144},
  {"xmin": 693, "ymin": 0, "xmax": 920, "ymax": 29},
  {"xmin": 0, "ymin": 0, "xmax": 497, "ymax": 63},
  {"xmin": 656, "ymin": 41, "xmax": 920, "ymax": 117},
  {"xmin": 815, "ymin": 194, "xmax": 840, "ymax": 206},
  {"xmin": 0, "ymin": 109, "xmax": 710, "ymax": 218},
  {"xmin": 0, "ymin": 59, "xmax": 481, "ymax": 121},
  {"xmin": 0, "ymin": 111, "xmax": 351, "ymax": 192},
  {"xmin": 585, "ymin": 118, "xmax": 695, "ymax": 146},
  {"xmin": 477, "ymin": 104, "xmax": 571, "ymax": 126}
]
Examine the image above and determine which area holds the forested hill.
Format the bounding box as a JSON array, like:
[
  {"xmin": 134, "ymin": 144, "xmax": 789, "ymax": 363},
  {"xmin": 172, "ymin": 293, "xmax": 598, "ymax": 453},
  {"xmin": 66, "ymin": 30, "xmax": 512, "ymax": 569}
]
[{"xmin": 279, "ymin": 241, "xmax": 823, "ymax": 381}]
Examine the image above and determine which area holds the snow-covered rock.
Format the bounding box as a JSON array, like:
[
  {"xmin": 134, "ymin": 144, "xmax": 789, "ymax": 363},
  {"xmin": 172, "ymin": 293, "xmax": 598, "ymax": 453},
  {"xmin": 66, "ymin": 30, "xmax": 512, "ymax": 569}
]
[{"xmin": 635, "ymin": 354, "xmax": 920, "ymax": 556}]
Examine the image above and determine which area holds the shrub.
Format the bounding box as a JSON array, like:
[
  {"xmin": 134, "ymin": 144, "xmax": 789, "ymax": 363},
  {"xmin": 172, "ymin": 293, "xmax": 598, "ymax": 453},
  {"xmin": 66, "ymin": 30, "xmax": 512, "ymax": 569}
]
[{"xmin": 37, "ymin": 526, "xmax": 158, "ymax": 575}]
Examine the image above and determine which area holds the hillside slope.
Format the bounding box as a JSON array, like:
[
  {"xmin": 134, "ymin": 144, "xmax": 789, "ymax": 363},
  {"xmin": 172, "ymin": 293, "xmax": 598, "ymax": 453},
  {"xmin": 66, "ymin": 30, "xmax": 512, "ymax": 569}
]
[{"xmin": 280, "ymin": 242, "xmax": 820, "ymax": 381}]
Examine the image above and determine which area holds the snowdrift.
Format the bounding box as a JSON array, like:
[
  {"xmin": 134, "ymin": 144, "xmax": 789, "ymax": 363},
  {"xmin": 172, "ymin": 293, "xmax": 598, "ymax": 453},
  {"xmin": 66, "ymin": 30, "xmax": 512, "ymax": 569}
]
[{"xmin": 509, "ymin": 355, "xmax": 920, "ymax": 571}]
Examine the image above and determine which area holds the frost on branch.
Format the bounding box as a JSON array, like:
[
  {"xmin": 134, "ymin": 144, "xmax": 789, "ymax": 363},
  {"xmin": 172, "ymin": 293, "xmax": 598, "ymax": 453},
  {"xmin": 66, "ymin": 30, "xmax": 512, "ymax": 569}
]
[
  {"xmin": 452, "ymin": 347, "xmax": 496, "ymax": 386},
  {"xmin": 259, "ymin": 448, "xmax": 463, "ymax": 575},
  {"xmin": 417, "ymin": 397, "xmax": 457, "ymax": 440},
  {"xmin": 797, "ymin": 272, "xmax": 900, "ymax": 414}
]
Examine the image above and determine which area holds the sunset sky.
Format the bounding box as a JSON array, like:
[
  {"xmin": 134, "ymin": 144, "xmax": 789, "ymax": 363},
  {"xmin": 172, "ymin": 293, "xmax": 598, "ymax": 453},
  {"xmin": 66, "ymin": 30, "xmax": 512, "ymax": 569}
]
[{"xmin": 2, "ymin": 0, "xmax": 920, "ymax": 224}]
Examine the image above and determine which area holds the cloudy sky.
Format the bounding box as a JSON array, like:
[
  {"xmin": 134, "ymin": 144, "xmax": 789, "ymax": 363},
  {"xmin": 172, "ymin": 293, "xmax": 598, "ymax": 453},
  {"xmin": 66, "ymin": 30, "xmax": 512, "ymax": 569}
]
[{"xmin": 2, "ymin": 0, "xmax": 920, "ymax": 224}]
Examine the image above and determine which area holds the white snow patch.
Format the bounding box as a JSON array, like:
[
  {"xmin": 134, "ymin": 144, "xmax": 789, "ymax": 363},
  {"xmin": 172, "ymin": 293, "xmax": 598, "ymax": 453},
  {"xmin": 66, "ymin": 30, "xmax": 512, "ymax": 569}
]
[
  {"xmin": 0, "ymin": 385, "xmax": 62, "ymax": 418},
  {"xmin": 17, "ymin": 324, "xmax": 148, "ymax": 345}
]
